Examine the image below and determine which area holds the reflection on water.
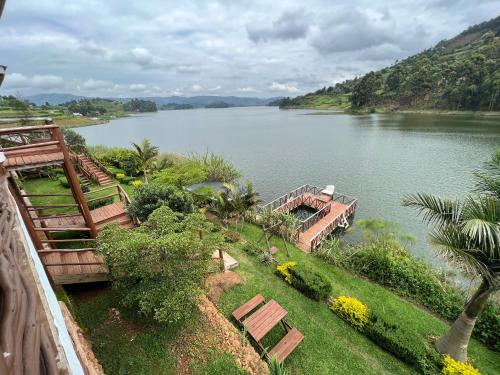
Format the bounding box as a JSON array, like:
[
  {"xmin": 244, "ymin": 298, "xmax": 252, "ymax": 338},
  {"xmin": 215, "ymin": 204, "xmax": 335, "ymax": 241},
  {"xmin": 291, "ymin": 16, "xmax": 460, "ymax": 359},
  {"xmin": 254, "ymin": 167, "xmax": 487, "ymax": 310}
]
[{"xmin": 77, "ymin": 107, "xmax": 500, "ymax": 269}]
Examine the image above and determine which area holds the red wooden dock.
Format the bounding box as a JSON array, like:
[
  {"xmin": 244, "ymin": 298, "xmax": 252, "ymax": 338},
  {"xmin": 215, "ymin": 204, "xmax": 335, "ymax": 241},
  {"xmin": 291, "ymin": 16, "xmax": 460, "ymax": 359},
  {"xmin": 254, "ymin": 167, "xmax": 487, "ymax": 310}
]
[{"xmin": 262, "ymin": 185, "xmax": 357, "ymax": 252}]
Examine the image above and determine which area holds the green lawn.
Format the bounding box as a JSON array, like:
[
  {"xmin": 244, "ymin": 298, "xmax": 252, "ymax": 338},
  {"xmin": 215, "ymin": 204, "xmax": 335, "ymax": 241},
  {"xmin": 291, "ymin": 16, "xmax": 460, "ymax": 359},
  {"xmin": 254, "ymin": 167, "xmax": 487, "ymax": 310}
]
[{"xmin": 218, "ymin": 224, "xmax": 500, "ymax": 375}]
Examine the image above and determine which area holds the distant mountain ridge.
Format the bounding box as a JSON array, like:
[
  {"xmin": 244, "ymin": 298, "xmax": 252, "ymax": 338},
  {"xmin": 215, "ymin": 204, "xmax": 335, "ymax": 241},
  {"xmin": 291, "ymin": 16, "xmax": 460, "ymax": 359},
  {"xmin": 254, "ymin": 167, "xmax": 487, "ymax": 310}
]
[
  {"xmin": 281, "ymin": 15, "xmax": 500, "ymax": 112},
  {"xmin": 24, "ymin": 93, "xmax": 282, "ymax": 107}
]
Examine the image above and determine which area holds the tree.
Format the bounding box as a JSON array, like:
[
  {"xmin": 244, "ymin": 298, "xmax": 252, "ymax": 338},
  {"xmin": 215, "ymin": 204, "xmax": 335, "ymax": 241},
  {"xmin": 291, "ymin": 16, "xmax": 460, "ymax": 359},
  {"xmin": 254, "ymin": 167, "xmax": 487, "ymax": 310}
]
[
  {"xmin": 97, "ymin": 206, "xmax": 223, "ymax": 324},
  {"xmin": 402, "ymin": 151, "xmax": 500, "ymax": 361},
  {"xmin": 131, "ymin": 138, "xmax": 159, "ymax": 183},
  {"xmin": 127, "ymin": 183, "xmax": 194, "ymax": 222},
  {"xmin": 62, "ymin": 128, "xmax": 86, "ymax": 153}
]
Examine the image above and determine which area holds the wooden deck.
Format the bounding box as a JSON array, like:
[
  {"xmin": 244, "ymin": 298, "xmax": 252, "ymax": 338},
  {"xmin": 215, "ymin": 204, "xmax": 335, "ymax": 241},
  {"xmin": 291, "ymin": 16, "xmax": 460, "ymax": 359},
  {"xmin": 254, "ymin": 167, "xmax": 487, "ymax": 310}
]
[
  {"xmin": 297, "ymin": 196, "xmax": 350, "ymax": 252},
  {"xmin": 1, "ymin": 125, "xmax": 136, "ymax": 284},
  {"xmin": 35, "ymin": 202, "xmax": 132, "ymax": 284},
  {"xmin": 263, "ymin": 185, "xmax": 357, "ymax": 252}
]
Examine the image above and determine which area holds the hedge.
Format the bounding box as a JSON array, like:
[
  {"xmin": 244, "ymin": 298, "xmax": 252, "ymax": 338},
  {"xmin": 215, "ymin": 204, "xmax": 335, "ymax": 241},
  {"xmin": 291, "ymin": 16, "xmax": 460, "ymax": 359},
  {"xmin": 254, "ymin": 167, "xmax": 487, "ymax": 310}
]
[
  {"xmin": 276, "ymin": 262, "xmax": 331, "ymax": 301},
  {"xmin": 318, "ymin": 238, "xmax": 500, "ymax": 351}
]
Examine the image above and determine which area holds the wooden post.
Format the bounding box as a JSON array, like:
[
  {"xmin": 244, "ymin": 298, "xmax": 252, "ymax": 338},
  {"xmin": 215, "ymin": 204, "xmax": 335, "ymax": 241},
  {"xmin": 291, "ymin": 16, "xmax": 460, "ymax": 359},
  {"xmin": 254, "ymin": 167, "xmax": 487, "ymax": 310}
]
[
  {"xmin": 6, "ymin": 174, "xmax": 44, "ymax": 250},
  {"xmin": 52, "ymin": 127, "xmax": 98, "ymax": 238},
  {"xmin": 218, "ymin": 248, "xmax": 225, "ymax": 272}
]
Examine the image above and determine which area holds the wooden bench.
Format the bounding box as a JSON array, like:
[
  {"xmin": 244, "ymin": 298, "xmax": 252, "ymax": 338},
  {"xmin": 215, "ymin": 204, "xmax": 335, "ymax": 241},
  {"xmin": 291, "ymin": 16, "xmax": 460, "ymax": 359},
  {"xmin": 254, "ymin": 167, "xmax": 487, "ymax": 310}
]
[
  {"xmin": 232, "ymin": 294, "xmax": 265, "ymax": 323},
  {"xmin": 268, "ymin": 327, "xmax": 304, "ymax": 363}
]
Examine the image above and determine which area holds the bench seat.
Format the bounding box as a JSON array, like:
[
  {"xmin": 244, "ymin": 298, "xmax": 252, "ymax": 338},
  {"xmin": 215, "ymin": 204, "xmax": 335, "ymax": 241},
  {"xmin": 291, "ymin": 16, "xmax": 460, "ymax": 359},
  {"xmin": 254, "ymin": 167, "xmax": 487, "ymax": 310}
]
[
  {"xmin": 232, "ymin": 294, "xmax": 265, "ymax": 323},
  {"xmin": 268, "ymin": 327, "xmax": 304, "ymax": 363}
]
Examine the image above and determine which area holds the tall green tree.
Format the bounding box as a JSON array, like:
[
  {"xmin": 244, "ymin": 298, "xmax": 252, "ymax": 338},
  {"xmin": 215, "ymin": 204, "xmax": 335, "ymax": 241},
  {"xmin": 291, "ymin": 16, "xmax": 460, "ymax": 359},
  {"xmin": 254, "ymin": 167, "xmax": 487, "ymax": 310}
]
[
  {"xmin": 402, "ymin": 151, "xmax": 500, "ymax": 361},
  {"xmin": 131, "ymin": 138, "xmax": 159, "ymax": 183}
]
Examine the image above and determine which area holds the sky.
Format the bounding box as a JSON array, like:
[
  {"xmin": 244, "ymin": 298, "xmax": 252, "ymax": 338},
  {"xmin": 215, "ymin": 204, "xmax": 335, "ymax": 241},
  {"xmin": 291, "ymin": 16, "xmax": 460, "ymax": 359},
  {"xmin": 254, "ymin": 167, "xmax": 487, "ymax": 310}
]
[{"xmin": 0, "ymin": 0, "xmax": 499, "ymax": 98}]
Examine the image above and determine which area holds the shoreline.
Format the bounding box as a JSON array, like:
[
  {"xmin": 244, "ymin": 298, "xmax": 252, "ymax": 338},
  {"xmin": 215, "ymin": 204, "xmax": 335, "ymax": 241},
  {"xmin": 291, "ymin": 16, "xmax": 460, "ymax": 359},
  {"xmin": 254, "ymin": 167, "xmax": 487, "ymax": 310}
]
[{"xmin": 282, "ymin": 107, "xmax": 500, "ymax": 117}]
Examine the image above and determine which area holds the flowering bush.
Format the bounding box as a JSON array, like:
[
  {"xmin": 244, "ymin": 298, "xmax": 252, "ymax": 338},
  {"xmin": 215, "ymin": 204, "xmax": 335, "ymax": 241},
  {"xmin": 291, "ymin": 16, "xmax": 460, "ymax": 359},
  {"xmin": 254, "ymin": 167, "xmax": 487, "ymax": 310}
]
[
  {"xmin": 116, "ymin": 173, "xmax": 126, "ymax": 180},
  {"xmin": 442, "ymin": 356, "xmax": 480, "ymax": 375},
  {"xmin": 131, "ymin": 180, "xmax": 143, "ymax": 188},
  {"xmin": 330, "ymin": 295, "xmax": 369, "ymax": 330},
  {"xmin": 276, "ymin": 261, "xmax": 297, "ymax": 284}
]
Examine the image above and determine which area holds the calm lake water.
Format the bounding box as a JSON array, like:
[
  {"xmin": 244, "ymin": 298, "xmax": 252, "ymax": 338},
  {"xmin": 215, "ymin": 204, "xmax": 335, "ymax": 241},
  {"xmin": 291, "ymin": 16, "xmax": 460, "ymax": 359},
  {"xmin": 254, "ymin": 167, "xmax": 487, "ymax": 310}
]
[{"xmin": 77, "ymin": 107, "xmax": 500, "ymax": 268}]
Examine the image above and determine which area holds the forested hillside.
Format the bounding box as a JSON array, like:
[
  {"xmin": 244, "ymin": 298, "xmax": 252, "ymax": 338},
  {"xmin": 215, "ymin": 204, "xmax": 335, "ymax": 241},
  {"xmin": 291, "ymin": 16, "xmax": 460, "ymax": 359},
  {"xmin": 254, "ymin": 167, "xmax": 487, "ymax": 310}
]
[{"xmin": 281, "ymin": 16, "xmax": 500, "ymax": 111}]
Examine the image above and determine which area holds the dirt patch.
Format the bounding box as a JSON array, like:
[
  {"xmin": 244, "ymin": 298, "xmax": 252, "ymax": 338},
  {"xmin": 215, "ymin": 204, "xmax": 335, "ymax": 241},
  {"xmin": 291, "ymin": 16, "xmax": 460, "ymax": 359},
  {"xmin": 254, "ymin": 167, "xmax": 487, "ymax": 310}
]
[
  {"xmin": 205, "ymin": 271, "xmax": 242, "ymax": 304},
  {"xmin": 174, "ymin": 296, "xmax": 269, "ymax": 375}
]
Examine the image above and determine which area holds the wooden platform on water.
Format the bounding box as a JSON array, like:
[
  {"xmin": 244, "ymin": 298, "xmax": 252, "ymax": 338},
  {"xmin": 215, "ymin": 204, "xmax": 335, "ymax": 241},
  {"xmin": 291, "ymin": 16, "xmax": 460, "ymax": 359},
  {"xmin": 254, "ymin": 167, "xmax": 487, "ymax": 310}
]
[{"xmin": 262, "ymin": 185, "xmax": 357, "ymax": 252}]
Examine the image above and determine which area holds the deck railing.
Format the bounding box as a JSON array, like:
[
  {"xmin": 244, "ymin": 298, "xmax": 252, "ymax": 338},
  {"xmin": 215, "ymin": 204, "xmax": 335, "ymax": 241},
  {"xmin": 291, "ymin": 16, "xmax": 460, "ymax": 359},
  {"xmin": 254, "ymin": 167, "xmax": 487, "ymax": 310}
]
[
  {"xmin": 0, "ymin": 125, "xmax": 61, "ymax": 156},
  {"xmin": 309, "ymin": 200, "xmax": 357, "ymax": 251},
  {"xmin": 260, "ymin": 184, "xmax": 323, "ymax": 211}
]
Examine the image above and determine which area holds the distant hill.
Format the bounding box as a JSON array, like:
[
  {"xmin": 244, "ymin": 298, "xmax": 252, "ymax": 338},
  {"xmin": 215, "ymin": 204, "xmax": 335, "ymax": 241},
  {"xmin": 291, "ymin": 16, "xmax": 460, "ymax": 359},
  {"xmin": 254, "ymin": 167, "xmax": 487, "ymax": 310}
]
[
  {"xmin": 24, "ymin": 93, "xmax": 87, "ymax": 106},
  {"xmin": 281, "ymin": 16, "xmax": 500, "ymax": 112},
  {"xmin": 24, "ymin": 94, "xmax": 282, "ymax": 108}
]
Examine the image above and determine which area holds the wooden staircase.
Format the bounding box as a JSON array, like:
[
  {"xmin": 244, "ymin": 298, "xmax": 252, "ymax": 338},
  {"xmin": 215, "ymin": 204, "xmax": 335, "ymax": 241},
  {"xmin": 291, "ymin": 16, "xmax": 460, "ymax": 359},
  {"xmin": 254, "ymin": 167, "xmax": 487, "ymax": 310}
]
[{"xmin": 75, "ymin": 153, "xmax": 113, "ymax": 186}]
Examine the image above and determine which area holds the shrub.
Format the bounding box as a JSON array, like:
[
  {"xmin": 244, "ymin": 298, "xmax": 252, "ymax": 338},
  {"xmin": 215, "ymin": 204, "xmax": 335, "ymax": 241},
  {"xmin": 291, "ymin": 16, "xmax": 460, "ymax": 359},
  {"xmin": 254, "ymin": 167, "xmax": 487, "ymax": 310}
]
[
  {"xmin": 131, "ymin": 180, "xmax": 143, "ymax": 188},
  {"xmin": 97, "ymin": 206, "xmax": 223, "ymax": 324},
  {"xmin": 58, "ymin": 176, "xmax": 70, "ymax": 188},
  {"xmin": 80, "ymin": 183, "xmax": 90, "ymax": 193},
  {"xmin": 333, "ymin": 237, "xmax": 499, "ymax": 350},
  {"xmin": 152, "ymin": 161, "xmax": 207, "ymax": 187},
  {"xmin": 121, "ymin": 176, "xmax": 135, "ymax": 184},
  {"xmin": 189, "ymin": 152, "xmax": 241, "ymax": 183},
  {"xmin": 276, "ymin": 261, "xmax": 297, "ymax": 284},
  {"xmin": 330, "ymin": 296, "xmax": 369, "ymax": 330},
  {"xmin": 242, "ymin": 242, "xmax": 260, "ymax": 256},
  {"xmin": 276, "ymin": 263, "xmax": 331, "ymax": 301},
  {"xmin": 116, "ymin": 173, "xmax": 126, "ymax": 180},
  {"xmin": 91, "ymin": 146, "xmax": 141, "ymax": 176},
  {"xmin": 364, "ymin": 314, "xmax": 441, "ymax": 375},
  {"xmin": 155, "ymin": 152, "xmax": 188, "ymax": 170},
  {"xmin": 224, "ymin": 230, "xmax": 240, "ymax": 243},
  {"xmin": 259, "ymin": 251, "xmax": 275, "ymax": 265},
  {"xmin": 87, "ymin": 197, "xmax": 114, "ymax": 210},
  {"xmin": 127, "ymin": 183, "xmax": 194, "ymax": 222},
  {"xmin": 441, "ymin": 355, "xmax": 480, "ymax": 375}
]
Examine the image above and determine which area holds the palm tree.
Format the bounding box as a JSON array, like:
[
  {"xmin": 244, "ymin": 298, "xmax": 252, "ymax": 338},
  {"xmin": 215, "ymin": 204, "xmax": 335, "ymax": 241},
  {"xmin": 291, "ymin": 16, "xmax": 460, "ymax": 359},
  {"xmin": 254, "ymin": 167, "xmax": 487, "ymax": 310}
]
[
  {"xmin": 402, "ymin": 151, "xmax": 499, "ymax": 362},
  {"xmin": 131, "ymin": 139, "xmax": 159, "ymax": 183}
]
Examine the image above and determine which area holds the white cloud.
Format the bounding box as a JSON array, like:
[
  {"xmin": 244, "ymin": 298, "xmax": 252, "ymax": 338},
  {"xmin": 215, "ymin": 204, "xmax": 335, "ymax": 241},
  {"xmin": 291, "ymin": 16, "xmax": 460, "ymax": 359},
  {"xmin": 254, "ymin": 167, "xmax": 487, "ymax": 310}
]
[
  {"xmin": 129, "ymin": 83, "xmax": 147, "ymax": 91},
  {"xmin": 3, "ymin": 73, "xmax": 65, "ymax": 90},
  {"xmin": 236, "ymin": 86, "xmax": 259, "ymax": 93},
  {"xmin": 190, "ymin": 84, "xmax": 204, "ymax": 92},
  {"xmin": 0, "ymin": 0, "xmax": 497, "ymax": 97},
  {"xmin": 269, "ymin": 81, "xmax": 300, "ymax": 93}
]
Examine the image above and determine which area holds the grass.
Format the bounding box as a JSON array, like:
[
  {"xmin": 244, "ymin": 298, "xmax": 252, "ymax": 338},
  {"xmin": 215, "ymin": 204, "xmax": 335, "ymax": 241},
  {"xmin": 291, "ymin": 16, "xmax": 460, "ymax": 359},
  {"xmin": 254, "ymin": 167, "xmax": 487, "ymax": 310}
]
[
  {"xmin": 68, "ymin": 287, "xmax": 248, "ymax": 375},
  {"xmin": 218, "ymin": 224, "xmax": 500, "ymax": 375},
  {"xmin": 71, "ymin": 288, "xmax": 179, "ymax": 375}
]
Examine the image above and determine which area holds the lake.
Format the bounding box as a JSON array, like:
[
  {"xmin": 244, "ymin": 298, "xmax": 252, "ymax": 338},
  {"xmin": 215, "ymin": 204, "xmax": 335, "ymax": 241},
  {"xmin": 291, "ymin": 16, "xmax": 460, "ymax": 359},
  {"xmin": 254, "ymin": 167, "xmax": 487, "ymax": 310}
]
[{"xmin": 77, "ymin": 107, "xmax": 500, "ymax": 269}]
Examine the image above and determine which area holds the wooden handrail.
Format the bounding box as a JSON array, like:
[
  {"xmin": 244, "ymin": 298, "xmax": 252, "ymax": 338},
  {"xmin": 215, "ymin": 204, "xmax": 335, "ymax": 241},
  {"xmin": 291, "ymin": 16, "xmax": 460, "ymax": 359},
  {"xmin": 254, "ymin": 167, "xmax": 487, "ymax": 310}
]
[
  {"xmin": 84, "ymin": 184, "xmax": 118, "ymax": 195},
  {"xmin": 32, "ymin": 213, "xmax": 82, "ymax": 220},
  {"xmin": 44, "ymin": 262, "xmax": 103, "ymax": 267},
  {"xmin": 0, "ymin": 124, "xmax": 58, "ymax": 135},
  {"xmin": 33, "ymin": 227, "xmax": 91, "ymax": 231},
  {"xmin": 21, "ymin": 193, "xmax": 74, "ymax": 197},
  {"xmin": 86, "ymin": 193, "xmax": 117, "ymax": 203},
  {"xmin": 1, "ymin": 140, "xmax": 59, "ymax": 152},
  {"xmin": 41, "ymin": 238, "xmax": 95, "ymax": 243},
  {"xmin": 37, "ymin": 248, "xmax": 96, "ymax": 253},
  {"xmin": 26, "ymin": 204, "xmax": 79, "ymax": 209}
]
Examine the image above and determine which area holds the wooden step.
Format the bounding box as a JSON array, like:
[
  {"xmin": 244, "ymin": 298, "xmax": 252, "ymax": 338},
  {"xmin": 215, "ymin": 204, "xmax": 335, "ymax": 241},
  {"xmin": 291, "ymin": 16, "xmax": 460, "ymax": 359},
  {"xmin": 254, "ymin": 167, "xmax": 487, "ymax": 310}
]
[{"xmin": 268, "ymin": 328, "xmax": 304, "ymax": 363}]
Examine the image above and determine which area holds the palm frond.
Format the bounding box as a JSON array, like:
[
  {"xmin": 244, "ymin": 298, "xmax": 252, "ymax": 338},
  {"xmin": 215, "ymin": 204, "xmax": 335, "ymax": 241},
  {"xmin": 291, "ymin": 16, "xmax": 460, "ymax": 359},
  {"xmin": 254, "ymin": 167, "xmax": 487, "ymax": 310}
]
[
  {"xmin": 474, "ymin": 150, "xmax": 500, "ymax": 198},
  {"xmin": 429, "ymin": 225, "xmax": 495, "ymax": 282},
  {"xmin": 402, "ymin": 193, "xmax": 462, "ymax": 226},
  {"xmin": 461, "ymin": 196, "xmax": 500, "ymax": 258}
]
